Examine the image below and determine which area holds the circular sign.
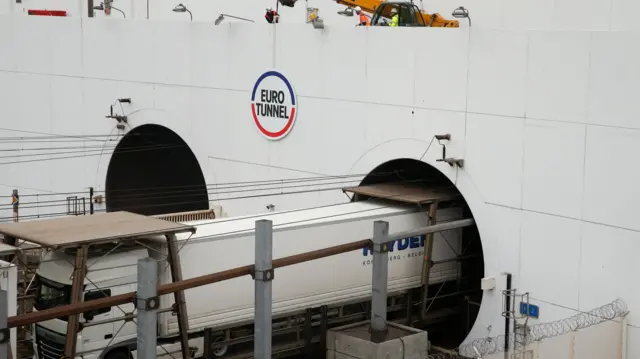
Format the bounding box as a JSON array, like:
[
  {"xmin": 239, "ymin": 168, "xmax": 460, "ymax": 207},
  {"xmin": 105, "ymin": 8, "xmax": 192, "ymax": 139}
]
[{"xmin": 251, "ymin": 71, "xmax": 297, "ymax": 140}]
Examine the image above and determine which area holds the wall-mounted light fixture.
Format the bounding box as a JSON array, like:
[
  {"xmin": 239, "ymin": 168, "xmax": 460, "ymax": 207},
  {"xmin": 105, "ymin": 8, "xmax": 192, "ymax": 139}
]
[
  {"xmin": 435, "ymin": 134, "xmax": 464, "ymax": 168},
  {"xmin": 337, "ymin": 7, "xmax": 354, "ymax": 16},
  {"xmin": 452, "ymin": 6, "xmax": 471, "ymax": 26},
  {"xmin": 172, "ymin": 3, "xmax": 193, "ymax": 21},
  {"xmin": 106, "ymin": 98, "xmax": 132, "ymax": 130},
  {"xmin": 93, "ymin": 2, "xmax": 126, "ymax": 18},
  {"xmin": 214, "ymin": 13, "xmax": 255, "ymax": 25}
]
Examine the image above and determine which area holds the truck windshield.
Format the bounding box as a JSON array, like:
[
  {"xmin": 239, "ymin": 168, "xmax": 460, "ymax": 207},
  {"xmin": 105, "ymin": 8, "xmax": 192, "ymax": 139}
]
[{"xmin": 34, "ymin": 275, "xmax": 72, "ymax": 311}]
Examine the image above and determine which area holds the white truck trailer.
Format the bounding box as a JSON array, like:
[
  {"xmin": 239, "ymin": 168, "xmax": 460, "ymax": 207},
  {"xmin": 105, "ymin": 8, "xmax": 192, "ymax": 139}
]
[{"xmin": 31, "ymin": 200, "xmax": 466, "ymax": 359}]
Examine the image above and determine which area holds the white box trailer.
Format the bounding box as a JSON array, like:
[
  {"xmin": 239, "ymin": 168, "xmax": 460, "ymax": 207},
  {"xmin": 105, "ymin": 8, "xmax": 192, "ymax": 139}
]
[
  {"xmin": 32, "ymin": 200, "xmax": 464, "ymax": 359},
  {"xmin": 150, "ymin": 200, "xmax": 463, "ymax": 336}
]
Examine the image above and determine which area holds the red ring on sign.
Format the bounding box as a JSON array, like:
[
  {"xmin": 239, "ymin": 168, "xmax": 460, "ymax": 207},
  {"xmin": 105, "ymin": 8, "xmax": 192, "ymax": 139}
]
[{"xmin": 251, "ymin": 104, "xmax": 296, "ymax": 139}]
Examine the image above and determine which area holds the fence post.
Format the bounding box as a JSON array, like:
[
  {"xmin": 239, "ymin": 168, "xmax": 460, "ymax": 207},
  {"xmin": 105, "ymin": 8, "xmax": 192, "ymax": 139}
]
[
  {"xmin": 370, "ymin": 220, "xmax": 389, "ymax": 343},
  {"xmin": 254, "ymin": 220, "xmax": 273, "ymax": 359},
  {"xmin": 136, "ymin": 258, "xmax": 158, "ymax": 359},
  {"xmin": 89, "ymin": 187, "xmax": 94, "ymax": 215}
]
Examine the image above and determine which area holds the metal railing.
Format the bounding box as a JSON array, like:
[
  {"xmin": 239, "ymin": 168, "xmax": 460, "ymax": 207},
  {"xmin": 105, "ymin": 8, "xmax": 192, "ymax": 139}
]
[{"xmin": 2, "ymin": 217, "xmax": 475, "ymax": 359}]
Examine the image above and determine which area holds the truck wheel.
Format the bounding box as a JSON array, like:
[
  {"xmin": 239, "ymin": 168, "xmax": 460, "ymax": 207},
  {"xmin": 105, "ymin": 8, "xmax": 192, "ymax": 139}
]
[{"xmin": 212, "ymin": 336, "xmax": 228, "ymax": 357}]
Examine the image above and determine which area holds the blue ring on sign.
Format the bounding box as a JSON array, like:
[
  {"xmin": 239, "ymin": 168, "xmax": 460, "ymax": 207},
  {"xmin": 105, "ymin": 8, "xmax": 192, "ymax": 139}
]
[{"xmin": 251, "ymin": 71, "xmax": 296, "ymax": 106}]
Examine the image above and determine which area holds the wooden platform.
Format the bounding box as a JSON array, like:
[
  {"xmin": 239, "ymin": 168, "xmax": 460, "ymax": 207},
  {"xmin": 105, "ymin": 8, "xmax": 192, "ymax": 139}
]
[{"xmin": 342, "ymin": 183, "xmax": 460, "ymax": 205}]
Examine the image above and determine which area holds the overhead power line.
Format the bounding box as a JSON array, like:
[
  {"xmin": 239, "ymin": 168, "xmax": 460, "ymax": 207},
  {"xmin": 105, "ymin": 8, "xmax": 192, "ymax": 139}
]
[
  {"xmin": 0, "ymin": 127, "xmax": 119, "ymax": 143},
  {"xmin": 0, "ymin": 179, "xmax": 364, "ymax": 211},
  {"xmin": 0, "ymin": 165, "xmax": 413, "ymax": 200},
  {"xmin": 0, "ymin": 179, "xmax": 456, "ymax": 224}
]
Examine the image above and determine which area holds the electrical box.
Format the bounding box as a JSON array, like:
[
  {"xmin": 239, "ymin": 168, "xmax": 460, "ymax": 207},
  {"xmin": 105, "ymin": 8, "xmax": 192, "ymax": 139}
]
[{"xmin": 481, "ymin": 277, "xmax": 496, "ymax": 291}]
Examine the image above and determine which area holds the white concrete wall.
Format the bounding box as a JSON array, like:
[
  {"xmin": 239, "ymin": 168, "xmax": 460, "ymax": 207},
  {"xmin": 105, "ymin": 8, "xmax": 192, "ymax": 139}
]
[
  {"xmin": 1, "ymin": 17, "xmax": 640, "ymax": 356},
  {"xmin": 483, "ymin": 318, "xmax": 625, "ymax": 359},
  {"xmin": 2, "ymin": 0, "xmax": 640, "ymax": 30},
  {"xmin": 0, "ymin": 0, "xmax": 362, "ymax": 26}
]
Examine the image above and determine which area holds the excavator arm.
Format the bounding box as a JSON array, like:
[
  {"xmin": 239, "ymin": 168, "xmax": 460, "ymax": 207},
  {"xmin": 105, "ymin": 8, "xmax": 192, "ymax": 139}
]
[{"xmin": 333, "ymin": 0, "xmax": 459, "ymax": 28}]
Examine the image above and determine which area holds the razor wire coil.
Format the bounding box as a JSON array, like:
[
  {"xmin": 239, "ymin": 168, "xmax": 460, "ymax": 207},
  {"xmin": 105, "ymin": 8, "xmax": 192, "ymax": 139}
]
[{"xmin": 427, "ymin": 298, "xmax": 628, "ymax": 359}]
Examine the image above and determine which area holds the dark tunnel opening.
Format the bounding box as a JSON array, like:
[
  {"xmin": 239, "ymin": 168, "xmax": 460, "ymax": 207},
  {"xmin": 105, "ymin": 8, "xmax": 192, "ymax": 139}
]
[
  {"xmin": 105, "ymin": 124, "xmax": 209, "ymax": 216},
  {"xmin": 359, "ymin": 158, "xmax": 485, "ymax": 349}
]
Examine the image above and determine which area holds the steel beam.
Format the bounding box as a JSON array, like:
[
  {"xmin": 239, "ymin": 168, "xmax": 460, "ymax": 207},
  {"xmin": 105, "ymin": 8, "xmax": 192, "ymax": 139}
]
[
  {"xmin": 136, "ymin": 258, "xmax": 158, "ymax": 359},
  {"xmin": 166, "ymin": 234, "xmax": 191, "ymax": 359},
  {"xmin": 370, "ymin": 220, "xmax": 389, "ymax": 343},
  {"xmin": 420, "ymin": 203, "xmax": 438, "ymax": 320},
  {"xmin": 254, "ymin": 220, "xmax": 273, "ymax": 359},
  {"xmin": 64, "ymin": 245, "xmax": 88, "ymax": 359}
]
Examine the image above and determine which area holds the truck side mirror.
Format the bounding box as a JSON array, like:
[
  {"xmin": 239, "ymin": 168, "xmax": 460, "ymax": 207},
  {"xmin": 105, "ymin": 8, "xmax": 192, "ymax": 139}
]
[{"xmin": 84, "ymin": 311, "xmax": 95, "ymax": 322}]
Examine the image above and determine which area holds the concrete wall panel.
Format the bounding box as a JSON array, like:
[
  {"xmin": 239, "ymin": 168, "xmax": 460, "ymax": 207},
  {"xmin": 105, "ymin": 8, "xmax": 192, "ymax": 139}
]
[
  {"xmin": 526, "ymin": 31, "xmax": 590, "ymax": 124},
  {"xmin": 465, "ymin": 113, "xmax": 524, "ymax": 208},
  {"xmin": 522, "ymin": 119, "xmax": 586, "ymax": 218},
  {"xmin": 0, "ymin": 19, "xmax": 638, "ymax": 356},
  {"xmin": 467, "ymin": 29, "xmax": 528, "ymax": 118}
]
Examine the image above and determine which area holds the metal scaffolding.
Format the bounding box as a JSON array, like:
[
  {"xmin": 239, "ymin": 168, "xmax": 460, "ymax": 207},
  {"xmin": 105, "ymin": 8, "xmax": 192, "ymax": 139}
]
[
  {"xmin": 0, "ymin": 211, "xmax": 196, "ymax": 359},
  {"xmin": 3, "ymin": 217, "xmax": 475, "ymax": 359}
]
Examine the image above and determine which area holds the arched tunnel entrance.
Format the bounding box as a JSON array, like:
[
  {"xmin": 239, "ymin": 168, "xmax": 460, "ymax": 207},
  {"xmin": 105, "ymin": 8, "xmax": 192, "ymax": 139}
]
[
  {"xmin": 105, "ymin": 124, "xmax": 209, "ymax": 216},
  {"xmin": 358, "ymin": 158, "xmax": 485, "ymax": 349}
]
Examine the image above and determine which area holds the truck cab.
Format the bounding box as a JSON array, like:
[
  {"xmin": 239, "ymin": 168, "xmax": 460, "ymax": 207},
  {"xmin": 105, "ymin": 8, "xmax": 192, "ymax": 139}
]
[
  {"xmin": 32, "ymin": 245, "xmax": 144, "ymax": 359},
  {"xmin": 370, "ymin": 2, "xmax": 427, "ymax": 26}
]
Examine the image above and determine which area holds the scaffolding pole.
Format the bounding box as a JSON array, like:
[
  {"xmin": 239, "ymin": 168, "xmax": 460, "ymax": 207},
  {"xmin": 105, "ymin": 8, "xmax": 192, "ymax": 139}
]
[
  {"xmin": 64, "ymin": 245, "xmax": 88, "ymax": 359},
  {"xmin": 254, "ymin": 220, "xmax": 273, "ymax": 359},
  {"xmin": 420, "ymin": 202, "xmax": 438, "ymax": 320},
  {"xmin": 166, "ymin": 234, "xmax": 191, "ymax": 359}
]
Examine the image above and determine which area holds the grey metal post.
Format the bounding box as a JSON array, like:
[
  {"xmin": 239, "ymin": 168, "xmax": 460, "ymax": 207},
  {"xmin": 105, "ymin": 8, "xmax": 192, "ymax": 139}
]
[
  {"xmin": 370, "ymin": 220, "xmax": 389, "ymax": 343},
  {"xmin": 136, "ymin": 258, "xmax": 158, "ymax": 359},
  {"xmin": 0, "ymin": 290, "xmax": 8, "ymax": 359},
  {"xmin": 254, "ymin": 220, "xmax": 273, "ymax": 359}
]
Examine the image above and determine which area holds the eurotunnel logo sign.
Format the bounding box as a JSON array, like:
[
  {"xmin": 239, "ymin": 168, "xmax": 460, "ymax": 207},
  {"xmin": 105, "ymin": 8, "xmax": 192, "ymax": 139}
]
[{"xmin": 251, "ymin": 70, "xmax": 297, "ymax": 140}]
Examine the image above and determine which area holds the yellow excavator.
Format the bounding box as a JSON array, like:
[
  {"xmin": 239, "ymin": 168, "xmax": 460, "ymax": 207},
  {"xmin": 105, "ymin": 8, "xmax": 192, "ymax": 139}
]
[{"xmin": 333, "ymin": 0, "xmax": 467, "ymax": 27}]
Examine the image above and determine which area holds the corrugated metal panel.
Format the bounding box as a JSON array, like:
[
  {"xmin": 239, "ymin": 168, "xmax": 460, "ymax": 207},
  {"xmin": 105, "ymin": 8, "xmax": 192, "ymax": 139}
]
[
  {"xmin": 342, "ymin": 183, "xmax": 460, "ymax": 204},
  {"xmin": 154, "ymin": 209, "xmax": 216, "ymax": 223},
  {"xmin": 0, "ymin": 211, "xmax": 195, "ymax": 249}
]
